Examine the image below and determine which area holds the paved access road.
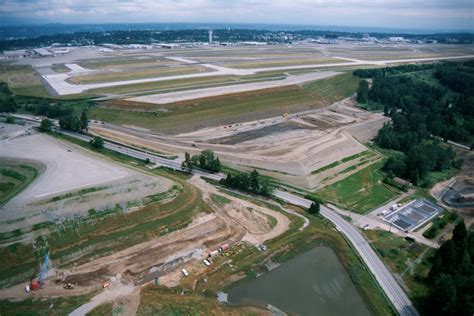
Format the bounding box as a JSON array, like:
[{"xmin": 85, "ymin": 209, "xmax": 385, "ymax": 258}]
[
  {"xmin": 73, "ymin": 130, "xmax": 418, "ymax": 315},
  {"xmin": 274, "ymin": 191, "xmax": 418, "ymax": 316},
  {"xmin": 12, "ymin": 117, "xmax": 417, "ymax": 315}
]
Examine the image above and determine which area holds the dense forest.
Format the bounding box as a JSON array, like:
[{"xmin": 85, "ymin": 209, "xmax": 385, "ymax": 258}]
[
  {"xmin": 355, "ymin": 61, "xmax": 474, "ymax": 185},
  {"xmin": 423, "ymin": 221, "xmax": 473, "ymax": 315}
]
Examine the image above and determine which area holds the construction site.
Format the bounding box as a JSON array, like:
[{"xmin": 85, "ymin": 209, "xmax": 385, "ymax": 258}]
[{"xmin": 1, "ymin": 38, "xmax": 473, "ymax": 315}]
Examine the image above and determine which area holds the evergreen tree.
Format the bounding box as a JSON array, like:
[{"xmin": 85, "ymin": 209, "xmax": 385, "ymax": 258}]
[
  {"xmin": 356, "ymin": 80, "xmax": 369, "ymax": 103},
  {"xmin": 452, "ymin": 221, "xmax": 468, "ymax": 244},
  {"xmin": 307, "ymin": 202, "xmax": 320, "ymax": 215},
  {"xmin": 80, "ymin": 110, "xmax": 88, "ymax": 131},
  {"xmin": 89, "ymin": 136, "xmax": 104, "ymax": 149},
  {"xmin": 249, "ymin": 169, "xmax": 260, "ymax": 192},
  {"xmin": 39, "ymin": 118, "xmax": 53, "ymax": 131},
  {"xmin": 425, "ymin": 220, "xmax": 473, "ymax": 315}
]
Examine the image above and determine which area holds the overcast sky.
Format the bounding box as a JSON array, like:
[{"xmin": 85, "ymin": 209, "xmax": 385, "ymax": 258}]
[{"xmin": 0, "ymin": 0, "xmax": 473, "ymax": 31}]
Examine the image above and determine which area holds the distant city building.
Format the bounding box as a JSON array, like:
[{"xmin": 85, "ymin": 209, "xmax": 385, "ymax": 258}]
[
  {"xmin": 51, "ymin": 48, "xmax": 69, "ymax": 55},
  {"xmin": 389, "ymin": 37, "xmax": 405, "ymax": 42},
  {"xmin": 155, "ymin": 43, "xmax": 180, "ymax": 49},
  {"xmin": 3, "ymin": 49, "xmax": 30, "ymax": 59},
  {"xmin": 101, "ymin": 43, "xmax": 123, "ymax": 50},
  {"xmin": 309, "ymin": 38, "xmax": 338, "ymax": 44},
  {"xmin": 126, "ymin": 44, "xmax": 152, "ymax": 49},
  {"xmin": 240, "ymin": 41, "xmax": 267, "ymax": 46},
  {"xmin": 33, "ymin": 48, "xmax": 53, "ymax": 57}
]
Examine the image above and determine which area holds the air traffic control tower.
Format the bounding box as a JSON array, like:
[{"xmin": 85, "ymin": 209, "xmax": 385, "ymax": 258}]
[{"xmin": 209, "ymin": 30, "xmax": 213, "ymax": 44}]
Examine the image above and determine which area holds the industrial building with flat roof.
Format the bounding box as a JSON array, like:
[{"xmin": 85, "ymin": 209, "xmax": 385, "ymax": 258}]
[{"xmin": 383, "ymin": 199, "xmax": 443, "ymax": 232}]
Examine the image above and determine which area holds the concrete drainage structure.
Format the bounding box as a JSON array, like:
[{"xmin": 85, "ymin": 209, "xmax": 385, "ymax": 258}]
[{"xmin": 383, "ymin": 199, "xmax": 443, "ymax": 232}]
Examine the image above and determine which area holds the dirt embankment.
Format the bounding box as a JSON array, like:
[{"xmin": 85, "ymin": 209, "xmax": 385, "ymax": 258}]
[
  {"xmin": 189, "ymin": 175, "xmax": 290, "ymax": 245},
  {"xmin": 0, "ymin": 174, "xmax": 290, "ymax": 306},
  {"xmin": 90, "ymin": 98, "xmax": 385, "ymax": 190},
  {"xmin": 430, "ymin": 148, "xmax": 474, "ymax": 226}
]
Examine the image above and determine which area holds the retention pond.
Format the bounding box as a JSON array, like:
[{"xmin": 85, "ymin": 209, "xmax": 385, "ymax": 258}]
[{"xmin": 227, "ymin": 246, "xmax": 370, "ymax": 315}]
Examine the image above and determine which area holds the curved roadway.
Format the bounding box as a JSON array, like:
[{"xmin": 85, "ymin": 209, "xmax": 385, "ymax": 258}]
[
  {"xmin": 13, "ymin": 117, "xmax": 417, "ymax": 315},
  {"xmin": 273, "ymin": 191, "xmax": 417, "ymax": 316},
  {"xmin": 74, "ymin": 130, "xmax": 418, "ymax": 316}
]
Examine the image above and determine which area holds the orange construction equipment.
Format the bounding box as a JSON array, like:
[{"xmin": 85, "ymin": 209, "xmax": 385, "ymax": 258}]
[
  {"xmin": 29, "ymin": 279, "xmax": 42, "ymax": 291},
  {"xmin": 25, "ymin": 254, "xmax": 49, "ymax": 293}
]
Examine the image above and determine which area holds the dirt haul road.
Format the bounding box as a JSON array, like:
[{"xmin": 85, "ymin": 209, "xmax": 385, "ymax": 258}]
[{"xmin": 0, "ymin": 177, "xmax": 289, "ymax": 305}]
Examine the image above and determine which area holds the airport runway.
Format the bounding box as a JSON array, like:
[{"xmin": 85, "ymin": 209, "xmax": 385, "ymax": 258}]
[
  {"xmin": 131, "ymin": 71, "xmax": 340, "ymax": 104},
  {"xmin": 42, "ymin": 54, "xmax": 474, "ymax": 96}
]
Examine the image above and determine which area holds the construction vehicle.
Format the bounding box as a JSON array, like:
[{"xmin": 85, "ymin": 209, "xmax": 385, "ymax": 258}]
[
  {"xmin": 25, "ymin": 254, "xmax": 49, "ymax": 292},
  {"xmin": 63, "ymin": 283, "xmax": 75, "ymax": 290}
]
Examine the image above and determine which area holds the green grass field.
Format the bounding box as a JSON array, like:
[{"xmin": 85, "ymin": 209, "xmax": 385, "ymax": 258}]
[
  {"xmin": 68, "ymin": 65, "xmax": 212, "ymax": 84},
  {"xmin": 90, "ymin": 72, "xmax": 361, "ymax": 134},
  {"xmin": 311, "ymin": 151, "xmax": 371, "ymax": 175},
  {"xmin": 224, "ymin": 57, "xmax": 344, "ymax": 69},
  {"xmin": 422, "ymin": 211, "xmax": 460, "ymax": 239},
  {"xmin": 210, "ymin": 193, "xmax": 231, "ymax": 205},
  {"xmin": 137, "ymin": 285, "xmax": 265, "ymax": 315},
  {"xmin": 363, "ymin": 229, "xmax": 435, "ymax": 306},
  {"xmin": 79, "ymin": 56, "xmax": 179, "ymax": 69},
  {"xmin": 0, "ymin": 160, "xmax": 41, "ymax": 207},
  {"xmin": 317, "ymin": 161, "xmax": 400, "ymax": 213},
  {"xmin": 0, "ymin": 293, "xmax": 95, "ymax": 316},
  {"xmin": 0, "ymin": 65, "xmax": 50, "ymax": 98},
  {"xmin": 88, "ymin": 74, "xmax": 239, "ymax": 95},
  {"xmin": 51, "ymin": 64, "xmax": 70, "ymax": 73},
  {"xmin": 86, "ymin": 302, "xmax": 113, "ymax": 315},
  {"xmin": 87, "ymin": 70, "xmax": 288, "ymax": 96}
]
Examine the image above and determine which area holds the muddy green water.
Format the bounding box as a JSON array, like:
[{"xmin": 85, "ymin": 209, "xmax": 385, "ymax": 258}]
[{"xmin": 227, "ymin": 246, "xmax": 370, "ymax": 316}]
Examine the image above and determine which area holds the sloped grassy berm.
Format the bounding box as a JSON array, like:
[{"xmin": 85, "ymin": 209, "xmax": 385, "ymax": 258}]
[
  {"xmin": 0, "ymin": 159, "xmax": 42, "ymax": 207},
  {"xmin": 90, "ymin": 72, "xmax": 361, "ymax": 134}
]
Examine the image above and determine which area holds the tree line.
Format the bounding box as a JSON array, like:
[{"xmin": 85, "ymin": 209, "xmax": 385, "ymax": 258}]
[
  {"xmin": 354, "ymin": 63, "xmax": 436, "ymax": 79},
  {"xmin": 355, "ymin": 61, "xmax": 474, "ymax": 185},
  {"xmin": 422, "ymin": 221, "xmax": 473, "ymax": 315},
  {"xmin": 182, "ymin": 149, "xmax": 221, "ymax": 173},
  {"xmin": 0, "ymin": 83, "xmax": 92, "ymax": 133},
  {"xmin": 1, "ymin": 27, "xmax": 473, "ymax": 50},
  {"xmin": 221, "ymin": 169, "xmax": 272, "ymax": 196},
  {"xmin": 434, "ymin": 61, "xmax": 474, "ymax": 96}
]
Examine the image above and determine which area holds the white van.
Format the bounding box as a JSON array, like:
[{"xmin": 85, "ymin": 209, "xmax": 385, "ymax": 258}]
[{"xmin": 181, "ymin": 269, "xmax": 189, "ymax": 277}]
